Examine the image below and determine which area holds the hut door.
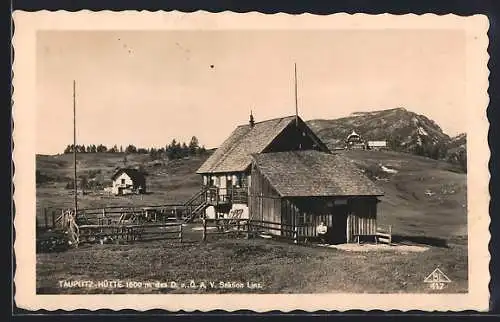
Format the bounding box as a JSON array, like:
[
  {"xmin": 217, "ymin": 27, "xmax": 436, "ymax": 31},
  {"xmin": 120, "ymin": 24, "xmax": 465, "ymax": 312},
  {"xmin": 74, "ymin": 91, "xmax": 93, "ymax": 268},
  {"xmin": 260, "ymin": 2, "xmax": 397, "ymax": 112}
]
[{"xmin": 330, "ymin": 205, "xmax": 348, "ymax": 244}]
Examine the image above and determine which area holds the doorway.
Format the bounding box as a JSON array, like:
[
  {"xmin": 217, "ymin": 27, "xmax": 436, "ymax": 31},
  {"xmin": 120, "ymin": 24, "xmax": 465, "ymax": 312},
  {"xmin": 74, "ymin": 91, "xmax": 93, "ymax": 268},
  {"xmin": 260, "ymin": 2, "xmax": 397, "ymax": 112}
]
[{"xmin": 329, "ymin": 205, "xmax": 348, "ymax": 244}]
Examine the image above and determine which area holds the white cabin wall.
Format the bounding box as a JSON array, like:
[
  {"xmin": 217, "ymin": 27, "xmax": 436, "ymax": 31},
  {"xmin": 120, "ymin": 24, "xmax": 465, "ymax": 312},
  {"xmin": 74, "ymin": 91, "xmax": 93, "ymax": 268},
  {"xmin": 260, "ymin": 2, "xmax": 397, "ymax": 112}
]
[{"xmin": 112, "ymin": 173, "xmax": 133, "ymax": 194}]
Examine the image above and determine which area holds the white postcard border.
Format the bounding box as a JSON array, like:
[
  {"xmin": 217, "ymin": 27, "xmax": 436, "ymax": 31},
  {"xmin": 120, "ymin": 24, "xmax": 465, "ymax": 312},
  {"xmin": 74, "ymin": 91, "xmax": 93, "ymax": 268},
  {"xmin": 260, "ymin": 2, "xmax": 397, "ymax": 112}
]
[{"xmin": 12, "ymin": 11, "xmax": 490, "ymax": 312}]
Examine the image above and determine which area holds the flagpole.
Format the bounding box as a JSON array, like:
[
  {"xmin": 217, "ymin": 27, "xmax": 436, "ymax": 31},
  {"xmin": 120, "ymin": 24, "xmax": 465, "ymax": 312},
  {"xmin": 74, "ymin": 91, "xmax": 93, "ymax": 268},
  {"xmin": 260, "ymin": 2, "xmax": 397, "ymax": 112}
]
[
  {"xmin": 294, "ymin": 63, "xmax": 298, "ymax": 126},
  {"xmin": 73, "ymin": 80, "xmax": 78, "ymax": 216}
]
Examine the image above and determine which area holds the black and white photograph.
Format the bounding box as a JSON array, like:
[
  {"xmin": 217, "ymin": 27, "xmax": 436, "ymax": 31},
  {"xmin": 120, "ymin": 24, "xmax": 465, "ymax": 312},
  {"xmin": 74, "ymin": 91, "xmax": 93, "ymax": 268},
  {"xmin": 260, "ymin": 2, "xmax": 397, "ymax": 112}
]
[{"xmin": 13, "ymin": 11, "xmax": 490, "ymax": 311}]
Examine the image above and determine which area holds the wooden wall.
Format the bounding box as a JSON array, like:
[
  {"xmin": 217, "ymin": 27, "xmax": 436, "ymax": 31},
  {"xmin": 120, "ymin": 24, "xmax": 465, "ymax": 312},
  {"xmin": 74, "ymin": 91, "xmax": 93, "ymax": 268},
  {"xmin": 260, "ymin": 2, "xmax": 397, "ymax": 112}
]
[
  {"xmin": 283, "ymin": 196, "xmax": 379, "ymax": 243},
  {"xmin": 283, "ymin": 197, "xmax": 337, "ymax": 239},
  {"xmin": 248, "ymin": 164, "xmax": 282, "ymax": 235},
  {"xmin": 249, "ymin": 162, "xmax": 379, "ymax": 243},
  {"xmin": 346, "ymin": 197, "xmax": 378, "ymax": 242}
]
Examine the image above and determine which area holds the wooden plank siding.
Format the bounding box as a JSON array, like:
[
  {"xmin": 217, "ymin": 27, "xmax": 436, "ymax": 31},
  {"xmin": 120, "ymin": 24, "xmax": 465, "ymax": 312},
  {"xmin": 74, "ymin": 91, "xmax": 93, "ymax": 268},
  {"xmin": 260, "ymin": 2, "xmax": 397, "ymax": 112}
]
[
  {"xmin": 281, "ymin": 196, "xmax": 379, "ymax": 243},
  {"xmin": 250, "ymin": 161, "xmax": 380, "ymax": 243},
  {"xmin": 249, "ymin": 163, "xmax": 282, "ymax": 235},
  {"xmin": 346, "ymin": 198, "xmax": 378, "ymax": 242},
  {"xmin": 284, "ymin": 197, "xmax": 338, "ymax": 240}
]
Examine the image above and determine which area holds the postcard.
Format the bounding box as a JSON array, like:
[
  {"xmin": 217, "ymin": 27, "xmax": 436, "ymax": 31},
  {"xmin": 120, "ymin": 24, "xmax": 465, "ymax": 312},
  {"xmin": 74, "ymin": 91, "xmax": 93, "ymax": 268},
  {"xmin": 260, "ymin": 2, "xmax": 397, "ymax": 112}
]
[{"xmin": 12, "ymin": 11, "xmax": 490, "ymax": 311}]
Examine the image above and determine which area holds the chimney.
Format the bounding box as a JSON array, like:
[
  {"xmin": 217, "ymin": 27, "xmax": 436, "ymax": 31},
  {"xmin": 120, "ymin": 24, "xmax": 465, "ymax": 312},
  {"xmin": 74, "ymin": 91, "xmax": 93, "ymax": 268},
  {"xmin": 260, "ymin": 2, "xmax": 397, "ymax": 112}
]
[{"xmin": 249, "ymin": 110, "xmax": 255, "ymax": 128}]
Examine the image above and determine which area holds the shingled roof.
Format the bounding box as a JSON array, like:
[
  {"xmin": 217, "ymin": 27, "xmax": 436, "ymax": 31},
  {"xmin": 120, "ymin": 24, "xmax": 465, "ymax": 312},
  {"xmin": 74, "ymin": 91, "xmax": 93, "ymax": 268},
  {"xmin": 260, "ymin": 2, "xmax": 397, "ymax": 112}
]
[
  {"xmin": 197, "ymin": 115, "xmax": 308, "ymax": 174},
  {"xmin": 111, "ymin": 168, "xmax": 146, "ymax": 186},
  {"xmin": 251, "ymin": 150, "xmax": 384, "ymax": 197}
]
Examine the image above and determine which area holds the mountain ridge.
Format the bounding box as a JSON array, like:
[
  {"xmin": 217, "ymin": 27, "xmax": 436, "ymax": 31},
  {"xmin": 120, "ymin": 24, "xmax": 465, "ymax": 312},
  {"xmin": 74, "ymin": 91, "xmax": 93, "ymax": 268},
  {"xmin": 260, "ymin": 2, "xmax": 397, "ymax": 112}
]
[{"xmin": 305, "ymin": 107, "xmax": 466, "ymax": 172}]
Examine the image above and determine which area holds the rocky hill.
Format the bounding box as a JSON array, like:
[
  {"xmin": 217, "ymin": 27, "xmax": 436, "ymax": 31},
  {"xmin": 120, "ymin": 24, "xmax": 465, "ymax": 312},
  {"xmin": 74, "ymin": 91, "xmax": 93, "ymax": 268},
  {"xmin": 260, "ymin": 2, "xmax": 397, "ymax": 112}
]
[
  {"xmin": 306, "ymin": 107, "xmax": 466, "ymax": 171},
  {"xmin": 448, "ymin": 132, "xmax": 467, "ymax": 151},
  {"xmin": 446, "ymin": 133, "xmax": 467, "ymax": 171}
]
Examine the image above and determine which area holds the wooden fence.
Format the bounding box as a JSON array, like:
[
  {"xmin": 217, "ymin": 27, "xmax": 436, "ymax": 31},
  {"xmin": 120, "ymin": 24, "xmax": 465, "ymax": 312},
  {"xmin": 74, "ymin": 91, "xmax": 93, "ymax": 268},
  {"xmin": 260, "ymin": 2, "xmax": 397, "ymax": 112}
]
[
  {"xmin": 38, "ymin": 204, "xmax": 188, "ymax": 230},
  {"xmin": 200, "ymin": 218, "xmax": 250, "ymax": 241},
  {"xmin": 37, "ymin": 208, "xmax": 60, "ymax": 230},
  {"xmin": 78, "ymin": 222, "xmax": 183, "ymax": 243},
  {"xmin": 247, "ymin": 219, "xmax": 300, "ymax": 243},
  {"xmin": 199, "ymin": 219, "xmax": 310, "ymax": 244},
  {"xmin": 39, "ymin": 207, "xmax": 392, "ymax": 246}
]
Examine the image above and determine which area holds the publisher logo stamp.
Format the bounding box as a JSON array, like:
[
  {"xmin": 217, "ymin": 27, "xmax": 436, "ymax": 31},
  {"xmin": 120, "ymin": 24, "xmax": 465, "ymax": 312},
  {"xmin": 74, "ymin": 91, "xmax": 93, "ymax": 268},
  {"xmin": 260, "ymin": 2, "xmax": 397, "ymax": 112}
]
[{"xmin": 424, "ymin": 268, "xmax": 451, "ymax": 290}]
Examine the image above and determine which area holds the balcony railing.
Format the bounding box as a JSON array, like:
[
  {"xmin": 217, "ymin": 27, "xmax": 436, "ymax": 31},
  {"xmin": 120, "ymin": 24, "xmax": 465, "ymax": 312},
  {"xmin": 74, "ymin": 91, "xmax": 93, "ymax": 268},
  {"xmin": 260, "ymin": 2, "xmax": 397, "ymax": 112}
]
[{"xmin": 204, "ymin": 186, "xmax": 248, "ymax": 205}]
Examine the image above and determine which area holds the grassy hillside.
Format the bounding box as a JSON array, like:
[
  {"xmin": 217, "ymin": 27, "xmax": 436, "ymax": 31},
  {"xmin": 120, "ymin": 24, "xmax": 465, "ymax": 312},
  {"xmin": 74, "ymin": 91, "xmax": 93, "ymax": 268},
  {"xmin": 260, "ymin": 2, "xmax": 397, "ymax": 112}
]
[
  {"xmin": 37, "ymin": 150, "xmax": 467, "ymax": 244},
  {"xmin": 36, "ymin": 152, "xmax": 210, "ymax": 219},
  {"xmin": 341, "ymin": 150, "xmax": 467, "ymax": 242}
]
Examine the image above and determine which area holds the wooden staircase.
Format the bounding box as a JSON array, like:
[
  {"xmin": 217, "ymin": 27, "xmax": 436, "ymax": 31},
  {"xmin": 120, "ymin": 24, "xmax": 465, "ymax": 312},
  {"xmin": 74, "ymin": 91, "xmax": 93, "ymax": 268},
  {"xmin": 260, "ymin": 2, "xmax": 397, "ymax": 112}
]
[
  {"xmin": 183, "ymin": 187, "xmax": 210, "ymax": 223},
  {"xmin": 376, "ymin": 225, "xmax": 392, "ymax": 245},
  {"xmin": 184, "ymin": 201, "xmax": 208, "ymax": 223}
]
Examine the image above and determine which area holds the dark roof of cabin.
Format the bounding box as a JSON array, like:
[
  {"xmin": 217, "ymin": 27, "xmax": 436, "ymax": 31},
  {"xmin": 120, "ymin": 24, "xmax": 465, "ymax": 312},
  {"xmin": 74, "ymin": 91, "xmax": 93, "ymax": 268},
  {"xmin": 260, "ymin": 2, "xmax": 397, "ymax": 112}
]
[
  {"xmin": 251, "ymin": 150, "xmax": 384, "ymax": 197},
  {"xmin": 111, "ymin": 168, "xmax": 146, "ymax": 184},
  {"xmin": 197, "ymin": 115, "xmax": 305, "ymax": 174}
]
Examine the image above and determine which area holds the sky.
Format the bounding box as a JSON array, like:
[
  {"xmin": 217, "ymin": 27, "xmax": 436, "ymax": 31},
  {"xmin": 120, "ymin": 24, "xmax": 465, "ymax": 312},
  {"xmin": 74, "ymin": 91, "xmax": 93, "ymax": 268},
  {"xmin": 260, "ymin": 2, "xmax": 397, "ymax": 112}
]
[{"xmin": 36, "ymin": 29, "xmax": 466, "ymax": 155}]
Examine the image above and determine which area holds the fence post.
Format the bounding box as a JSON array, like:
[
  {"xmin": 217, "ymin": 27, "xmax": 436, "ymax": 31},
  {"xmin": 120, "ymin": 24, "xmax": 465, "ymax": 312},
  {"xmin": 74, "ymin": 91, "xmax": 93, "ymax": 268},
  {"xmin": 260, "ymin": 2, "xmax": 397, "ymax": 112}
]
[
  {"xmin": 245, "ymin": 221, "xmax": 250, "ymax": 239},
  {"xmin": 51, "ymin": 211, "xmax": 56, "ymax": 228},
  {"xmin": 202, "ymin": 218, "xmax": 207, "ymax": 242},
  {"xmin": 293, "ymin": 226, "xmax": 298, "ymax": 244},
  {"xmin": 44, "ymin": 208, "xmax": 48, "ymax": 229},
  {"xmin": 179, "ymin": 223, "xmax": 183, "ymax": 243},
  {"xmin": 61, "ymin": 209, "xmax": 66, "ymax": 230}
]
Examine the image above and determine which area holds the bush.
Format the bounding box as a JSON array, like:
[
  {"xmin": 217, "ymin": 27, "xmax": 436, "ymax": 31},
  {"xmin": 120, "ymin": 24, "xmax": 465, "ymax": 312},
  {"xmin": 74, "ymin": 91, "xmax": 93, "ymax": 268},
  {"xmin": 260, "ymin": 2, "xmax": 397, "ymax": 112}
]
[{"xmin": 36, "ymin": 231, "xmax": 71, "ymax": 253}]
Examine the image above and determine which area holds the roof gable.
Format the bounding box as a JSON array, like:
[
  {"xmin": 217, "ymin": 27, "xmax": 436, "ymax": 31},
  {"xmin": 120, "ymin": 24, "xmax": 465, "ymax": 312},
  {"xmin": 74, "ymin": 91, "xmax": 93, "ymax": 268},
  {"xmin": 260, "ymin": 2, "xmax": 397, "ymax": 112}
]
[
  {"xmin": 197, "ymin": 115, "xmax": 304, "ymax": 174},
  {"xmin": 111, "ymin": 168, "xmax": 146, "ymax": 184},
  {"xmin": 252, "ymin": 150, "xmax": 384, "ymax": 197}
]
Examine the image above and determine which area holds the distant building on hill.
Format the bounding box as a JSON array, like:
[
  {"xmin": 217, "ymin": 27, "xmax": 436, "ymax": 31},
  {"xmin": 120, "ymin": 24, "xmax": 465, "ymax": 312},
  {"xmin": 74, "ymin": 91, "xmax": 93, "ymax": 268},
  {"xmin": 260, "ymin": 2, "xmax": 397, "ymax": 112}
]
[
  {"xmin": 366, "ymin": 140, "xmax": 388, "ymax": 150},
  {"xmin": 345, "ymin": 130, "xmax": 366, "ymax": 150},
  {"xmin": 111, "ymin": 168, "xmax": 146, "ymax": 195}
]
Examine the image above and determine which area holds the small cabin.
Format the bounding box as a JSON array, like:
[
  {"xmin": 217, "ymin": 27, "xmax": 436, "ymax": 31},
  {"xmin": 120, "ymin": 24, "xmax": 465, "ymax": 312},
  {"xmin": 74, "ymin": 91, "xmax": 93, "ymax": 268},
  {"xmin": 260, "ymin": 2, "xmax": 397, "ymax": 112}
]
[
  {"xmin": 111, "ymin": 168, "xmax": 146, "ymax": 195},
  {"xmin": 196, "ymin": 114, "xmax": 329, "ymax": 218},
  {"xmin": 345, "ymin": 130, "xmax": 366, "ymax": 150},
  {"xmin": 249, "ymin": 150, "xmax": 384, "ymax": 244},
  {"xmin": 367, "ymin": 140, "xmax": 388, "ymax": 150}
]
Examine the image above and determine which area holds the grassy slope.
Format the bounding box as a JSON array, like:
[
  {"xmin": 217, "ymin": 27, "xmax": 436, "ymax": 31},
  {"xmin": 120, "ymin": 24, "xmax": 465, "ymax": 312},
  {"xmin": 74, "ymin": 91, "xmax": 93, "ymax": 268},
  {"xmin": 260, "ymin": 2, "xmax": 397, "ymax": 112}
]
[
  {"xmin": 342, "ymin": 150, "xmax": 467, "ymax": 240},
  {"xmin": 36, "ymin": 152, "xmax": 209, "ymax": 220},
  {"xmin": 37, "ymin": 237, "xmax": 467, "ymax": 294},
  {"xmin": 37, "ymin": 150, "xmax": 467, "ymax": 241},
  {"xmin": 36, "ymin": 150, "xmax": 467, "ymax": 294}
]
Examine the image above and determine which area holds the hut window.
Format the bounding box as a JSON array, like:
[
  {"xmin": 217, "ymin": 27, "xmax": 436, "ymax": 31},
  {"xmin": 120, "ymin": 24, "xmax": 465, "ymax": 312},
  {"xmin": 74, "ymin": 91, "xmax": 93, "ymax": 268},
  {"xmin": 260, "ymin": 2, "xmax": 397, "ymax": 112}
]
[
  {"xmin": 334, "ymin": 199, "xmax": 348, "ymax": 206},
  {"xmin": 203, "ymin": 176, "xmax": 208, "ymax": 186}
]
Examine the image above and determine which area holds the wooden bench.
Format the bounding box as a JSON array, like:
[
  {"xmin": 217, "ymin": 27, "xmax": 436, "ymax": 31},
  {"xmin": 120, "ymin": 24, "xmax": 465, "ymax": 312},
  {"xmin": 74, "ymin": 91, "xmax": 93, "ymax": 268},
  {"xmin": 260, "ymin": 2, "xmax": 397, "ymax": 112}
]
[{"xmin": 375, "ymin": 225, "xmax": 392, "ymax": 245}]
